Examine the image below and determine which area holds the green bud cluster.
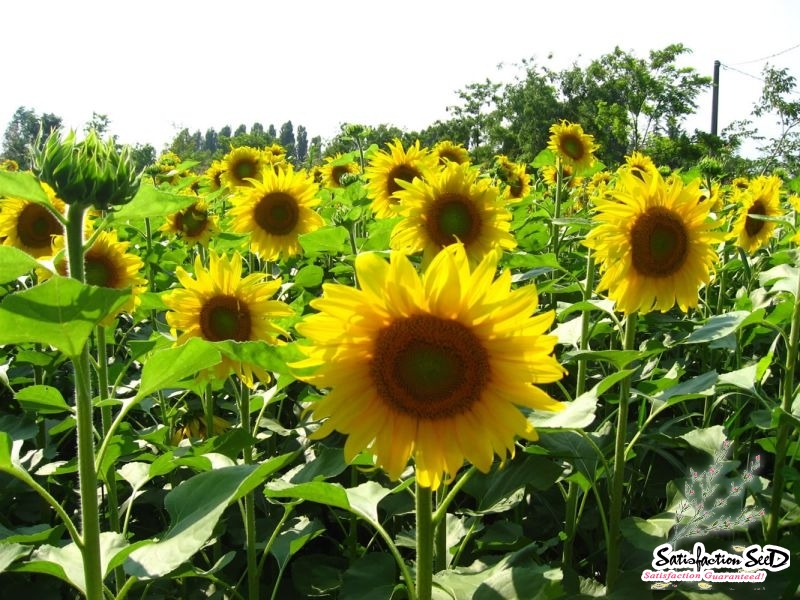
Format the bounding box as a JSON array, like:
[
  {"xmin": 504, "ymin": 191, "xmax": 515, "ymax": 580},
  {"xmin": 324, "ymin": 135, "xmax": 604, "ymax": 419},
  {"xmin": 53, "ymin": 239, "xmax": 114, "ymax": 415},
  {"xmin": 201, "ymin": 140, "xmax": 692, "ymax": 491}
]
[{"xmin": 32, "ymin": 129, "xmax": 141, "ymax": 210}]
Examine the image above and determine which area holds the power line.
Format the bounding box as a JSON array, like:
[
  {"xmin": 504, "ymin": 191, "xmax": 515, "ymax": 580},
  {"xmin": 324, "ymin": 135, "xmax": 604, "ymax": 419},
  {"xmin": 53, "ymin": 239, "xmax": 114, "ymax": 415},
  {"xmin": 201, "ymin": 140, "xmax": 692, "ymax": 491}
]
[
  {"xmin": 719, "ymin": 63, "xmax": 765, "ymax": 83},
  {"xmin": 730, "ymin": 42, "xmax": 800, "ymax": 66}
]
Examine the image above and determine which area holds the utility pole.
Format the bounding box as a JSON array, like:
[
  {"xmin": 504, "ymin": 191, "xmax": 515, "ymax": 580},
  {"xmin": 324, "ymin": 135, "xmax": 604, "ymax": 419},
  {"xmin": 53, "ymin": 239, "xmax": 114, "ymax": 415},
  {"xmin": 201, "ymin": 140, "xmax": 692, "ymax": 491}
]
[{"xmin": 711, "ymin": 60, "xmax": 720, "ymax": 136}]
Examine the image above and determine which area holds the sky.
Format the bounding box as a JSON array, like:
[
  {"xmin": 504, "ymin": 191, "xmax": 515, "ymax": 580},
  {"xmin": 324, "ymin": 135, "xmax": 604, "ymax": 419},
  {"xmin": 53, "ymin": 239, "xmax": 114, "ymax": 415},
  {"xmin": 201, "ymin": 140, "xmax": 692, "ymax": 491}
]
[{"xmin": 2, "ymin": 0, "xmax": 800, "ymax": 157}]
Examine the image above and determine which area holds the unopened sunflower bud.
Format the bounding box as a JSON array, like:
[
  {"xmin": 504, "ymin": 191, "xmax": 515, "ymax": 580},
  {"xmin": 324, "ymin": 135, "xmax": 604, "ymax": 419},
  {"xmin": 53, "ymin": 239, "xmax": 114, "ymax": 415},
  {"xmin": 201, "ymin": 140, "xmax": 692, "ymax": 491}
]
[{"xmin": 32, "ymin": 129, "xmax": 141, "ymax": 210}]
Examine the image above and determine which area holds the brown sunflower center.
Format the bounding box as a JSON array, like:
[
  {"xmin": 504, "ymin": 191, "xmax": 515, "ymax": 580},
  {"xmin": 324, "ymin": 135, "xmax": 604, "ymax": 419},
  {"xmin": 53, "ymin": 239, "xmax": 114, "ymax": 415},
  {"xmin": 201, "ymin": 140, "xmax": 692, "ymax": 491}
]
[
  {"xmin": 331, "ymin": 165, "xmax": 349, "ymax": 187},
  {"xmin": 17, "ymin": 204, "xmax": 62, "ymax": 250},
  {"xmin": 745, "ymin": 200, "xmax": 766, "ymax": 236},
  {"xmin": 84, "ymin": 253, "xmax": 119, "ymax": 288},
  {"xmin": 253, "ymin": 192, "xmax": 300, "ymax": 235},
  {"xmin": 426, "ymin": 193, "xmax": 482, "ymax": 246},
  {"xmin": 630, "ymin": 206, "xmax": 689, "ymax": 277},
  {"xmin": 387, "ymin": 164, "xmax": 422, "ymax": 199},
  {"xmin": 371, "ymin": 314, "xmax": 490, "ymax": 419},
  {"xmin": 559, "ymin": 134, "xmax": 586, "ymax": 161},
  {"xmin": 199, "ymin": 295, "xmax": 251, "ymax": 342},
  {"xmin": 233, "ymin": 159, "xmax": 258, "ymax": 182},
  {"xmin": 176, "ymin": 205, "xmax": 210, "ymax": 238}
]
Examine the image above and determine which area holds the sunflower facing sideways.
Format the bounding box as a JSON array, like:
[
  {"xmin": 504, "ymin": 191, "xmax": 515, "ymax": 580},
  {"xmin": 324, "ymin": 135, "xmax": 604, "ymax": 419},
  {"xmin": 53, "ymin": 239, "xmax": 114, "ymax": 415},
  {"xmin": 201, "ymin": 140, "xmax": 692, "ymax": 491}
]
[
  {"xmin": 731, "ymin": 174, "xmax": 783, "ymax": 253},
  {"xmin": 220, "ymin": 146, "xmax": 265, "ymax": 190},
  {"xmin": 391, "ymin": 161, "xmax": 516, "ymax": 267},
  {"xmin": 0, "ymin": 183, "xmax": 66, "ymax": 258},
  {"xmin": 584, "ymin": 169, "xmax": 725, "ymax": 315},
  {"xmin": 163, "ymin": 250, "xmax": 293, "ymax": 387},
  {"xmin": 292, "ymin": 244, "xmax": 566, "ymax": 489},
  {"xmin": 229, "ymin": 166, "xmax": 323, "ymax": 261},
  {"xmin": 160, "ymin": 200, "xmax": 219, "ymax": 247},
  {"xmin": 432, "ymin": 140, "xmax": 471, "ymax": 167},
  {"xmin": 547, "ymin": 120, "xmax": 598, "ymax": 172},
  {"xmin": 364, "ymin": 139, "xmax": 439, "ymax": 219}
]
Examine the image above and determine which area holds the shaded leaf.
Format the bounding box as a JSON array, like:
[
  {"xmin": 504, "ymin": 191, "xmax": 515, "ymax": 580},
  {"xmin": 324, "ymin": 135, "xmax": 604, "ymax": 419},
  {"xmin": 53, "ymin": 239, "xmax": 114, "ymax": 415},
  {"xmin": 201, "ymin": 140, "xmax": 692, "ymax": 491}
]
[
  {"xmin": 679, "ymin": 311, "xmax": 751, "ymax": 345},
  {"xmin": 0, "ymin": 543, "xmax": 29, "ymax": 574},
  {"xmin": 0, "ymin": 171, "xmax": 49, "ymax": 203},
  {"xmin": 340, "ymin": 552, "xmax": 396, "ymax": 600},
  {"xmin": 270, "ymin": 516, "xmax": 325, "ymax": 571},
  {"xmin": 137, "ymin": 338, "xmax": 222, "ymax": 399},
  {"xmin": 15, "ymin": 385, "xmax": 71, "ymax": 414}
]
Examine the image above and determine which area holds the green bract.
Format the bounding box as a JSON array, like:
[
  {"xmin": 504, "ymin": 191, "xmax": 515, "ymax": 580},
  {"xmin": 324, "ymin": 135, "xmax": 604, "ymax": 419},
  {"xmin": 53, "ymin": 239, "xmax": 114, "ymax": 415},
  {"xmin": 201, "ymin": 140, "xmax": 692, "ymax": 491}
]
[{"xmin": 32, "ymin": 129, "xmax": 141, "ymax": 210}]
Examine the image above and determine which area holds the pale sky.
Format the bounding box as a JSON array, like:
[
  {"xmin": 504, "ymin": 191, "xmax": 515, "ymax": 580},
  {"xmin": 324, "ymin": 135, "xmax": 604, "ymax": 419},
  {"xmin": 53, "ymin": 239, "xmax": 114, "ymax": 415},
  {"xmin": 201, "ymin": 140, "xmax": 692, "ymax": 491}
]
[{"xmin": 2, "ymin": 0, "xmax": 799, "ymax": 157}]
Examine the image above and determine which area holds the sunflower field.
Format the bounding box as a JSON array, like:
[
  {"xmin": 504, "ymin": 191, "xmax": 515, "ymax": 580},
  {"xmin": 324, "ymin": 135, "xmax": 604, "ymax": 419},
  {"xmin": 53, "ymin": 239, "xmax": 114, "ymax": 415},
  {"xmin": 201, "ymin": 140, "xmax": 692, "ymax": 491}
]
[{"xmin": 0, "ymin": 118, "xmax": 798, "ymax": 600}]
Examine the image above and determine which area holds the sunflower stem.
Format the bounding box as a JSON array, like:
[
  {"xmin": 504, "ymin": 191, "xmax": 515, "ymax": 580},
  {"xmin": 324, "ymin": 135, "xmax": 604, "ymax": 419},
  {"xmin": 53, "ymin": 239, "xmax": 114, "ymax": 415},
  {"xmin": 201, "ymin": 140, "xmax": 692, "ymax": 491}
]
[
  {"xmin": 204, "ymin": 382, "xmax": 215, "ymax": 444},
  {"xmin": 606, "ymin": 311, "xmax": 637, "ymax": 592},
  {"xmin": 95, "ymin": 325, "xmax": 125, "ymax": 594},
  {"xmin": 239, "ymin": 382, "xmax": 259, "ymax": 600},
  {"xmin": 66, "ymin": 203, "xmax": 105, "ymax": 600},
  {"xmin": 415, "ymin": 483, "xmax": 434, "ymax": 600},
  {"xmin": 549, "ymin": 159, "xmax": 563, "ymax": 309},
  {"xmin": 433, "ymin": 486, "xmax": 447, "ymax": 572},
  {"xmin": 766, "ymin": 262, "xmax": 800, "ymax": 543}
]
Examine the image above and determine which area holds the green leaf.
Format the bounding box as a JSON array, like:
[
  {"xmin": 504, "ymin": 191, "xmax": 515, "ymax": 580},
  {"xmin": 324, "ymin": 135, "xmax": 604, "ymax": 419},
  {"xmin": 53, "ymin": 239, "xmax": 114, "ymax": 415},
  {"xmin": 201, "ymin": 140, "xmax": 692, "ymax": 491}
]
[
  {"xmin": 0, "ymin": 277, "xmax": 128, "ymax": 356},
  {"xmin": 0, "ymin": 431, "xmax": 13, "ymax": 469},
  {"xmin": 292, "ymin": 264, "xmax": 324, "ymax": 289},
  {"xmin": 680, "ymin": 426, "xmax": 727, "ymax": 457},
  {"xmin": 136, "ymin": 338, "xmax": 222, "ymax": 399},
  {"xmin": 678, "ymin": 311, "xmax": 751, "ymax": 345},
  {"xmin": 107, "ymin": 184, "xmax": 197, "ymax": 221},
  {"xmin": 719, "ymin": 363, "xmax": 759, "ymax": 393},
  {"xmin": 653, "ymin": 370, "xmax": 717, "ymax": 404},
  {"xmin": 563, "ymin": 348, "xmax": 661, "ymax": 369},
  {"xmin": 264, "ymin": 480, "xmax": 351, "ymax": 511},
  {"xmin": 433, "ymin": 545, "xmax": 563, "ymax": 599},
  {"xmin": 270, "ymin": 516, "xmax": 325, "ymax": 572},
  {"xmin": 531, "ymin": 148, "xmax": 556, "ymax": 168},
  {"xmin": 0, "ymin": 543, "xmax": 29, "ymax": 574},
  {"xmin": 299, "ymin": 225, "xmax": 351, "ymax": 255},
  {"xmin": 125, "ymin": 456, "xmax": 292, "ymax": 579},
  {"xmin": 465, "ymin": 456, "xmax": 563, "ymax": 514},
  {"xmin": 620, "ymin": 514, "xmax": 673, "ymax": 551},
  {"xmin": 530, "ymin": 391, "xmax": 598, "ymax": 429},
  {"xmin": 759, "ymin": 264, "xmax": 800, "ymax": 296},
  {"xmin": 0, "ymin": 246, "xmax": 42, "ymax": 283},
  {"xmin": 15, "ymin": 385, "xmax": 71, "ymax": 414},
  {"xmin": 0, "ymin": 171, "xmax": 49, "ymax": 203},
  {"xmin": 345, "ymin": 481, "xmax": 391, "ymax": 523},
  {"xmin": 22, "ymin": 532, "xmax": 127, "ymax": 595},
  {"xmin": 340, "ymin": 552, "xmax": 396, "ymax": 600}
]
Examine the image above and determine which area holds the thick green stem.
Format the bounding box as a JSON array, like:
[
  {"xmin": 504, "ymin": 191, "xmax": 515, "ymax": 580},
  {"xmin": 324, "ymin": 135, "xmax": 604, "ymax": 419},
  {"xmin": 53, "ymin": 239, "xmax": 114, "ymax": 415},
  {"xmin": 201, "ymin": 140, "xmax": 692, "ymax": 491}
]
[
  {"xmin": 415, "ymin": 484, "xmax": 434, "ymax": 600},
  {"xmin": 240, "ymin": 386, "xmax": 258, "ymax": 600},
  {"xmin": 766, "ymin": 267, "xmax": 800, "ymax": 543},
  {"xmin": 433, "ymin": 487, "xmax": 447, "ymax": 572},
  {"xmin": 204, "ymin": 383, "xmax": 215, "ymax": 443},
  {"xmin": 66, "ymin": 203, "xmax": 104, "ymax": 600},
  {"xmin": 605, "ymin": 312, "xmax": 638, "ymax": 592}
]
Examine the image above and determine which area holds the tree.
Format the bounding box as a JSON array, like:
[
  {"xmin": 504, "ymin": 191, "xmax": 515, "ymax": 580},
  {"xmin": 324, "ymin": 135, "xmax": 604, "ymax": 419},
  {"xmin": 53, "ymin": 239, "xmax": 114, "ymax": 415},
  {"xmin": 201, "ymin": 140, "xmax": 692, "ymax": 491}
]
[
  {"xmin": 84, "ymin": 112, "xmax": 112, "ymax": 138},
  {"xmin": 279, "ymin": 120, "xmax": 295, "ymax": 159},
  {"xmin": 751, "ymin": 64, "xmax": 800, "ymax": 175},
  {"xmin": 295, "ymin": 125, "xmax": 308, "ymax": 165},
  {"xmin": 234, "ymin": 124, "xmax": 247, "ymax": 136},
  {"xmin": 131, "ymin": 143, "xmax": 157, "ymax": 172},
  {"xmin": 267, "ymin": 124, "xmax": 277, "ymax": 139},
  {"xmin": 1, "ymin": 106, "xmax": 62, "ymax": 169},
  {"xmin": 204, "ymin": 128, "xmax": 219, "ymax": 153}
]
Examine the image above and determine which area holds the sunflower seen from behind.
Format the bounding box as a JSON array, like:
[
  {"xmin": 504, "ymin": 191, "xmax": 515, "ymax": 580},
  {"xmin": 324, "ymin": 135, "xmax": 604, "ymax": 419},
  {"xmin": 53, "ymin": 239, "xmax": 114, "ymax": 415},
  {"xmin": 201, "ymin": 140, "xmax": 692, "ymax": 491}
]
[
  {"xmin": 731, "ymin": 174, "xmax": 783, "ymax": 253},
  {"xmin": 163, "ymin": 250, "xmax": 293, "ymax": 387},
  {"xmin": 0, "ymin": 183, "xmax": 66, "ymax": 258},
  {"xmin": 584, "ymin": 169, "xmax": 725, "ymax": 315},
  {"xmin": 293, "ymin": 244, "xmax": 566, "ymax": 489},
  {"xmin": 364, "ymin": 139, "xmax": 439, "ymax": 219},
  {"xmin": 547, "ymin": 121, "xmax": 598, "ymax": 172},
  {"xmin": 229, "ymin": 166, "xmax": 323, "ymax": 261},
  {"xmin": 391, "ymin": 161, "xmax": 516, "ymax": 267}
]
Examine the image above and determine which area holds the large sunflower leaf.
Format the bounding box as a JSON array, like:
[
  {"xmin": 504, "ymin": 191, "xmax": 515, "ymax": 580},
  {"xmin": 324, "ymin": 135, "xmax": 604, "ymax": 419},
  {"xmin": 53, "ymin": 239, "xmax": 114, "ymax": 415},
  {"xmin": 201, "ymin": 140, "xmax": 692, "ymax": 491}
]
[
  {"xmin": 339, "ymin": 553, "xmax": 397, "ymax": 600},
  {"xmin": 0, "ymin": 277, "xmax": 128, "ymax": 356},
  {"xmin": 0, "ymin": 171, "xmax": 49, "ymax": 203},
  {"xmin": 0, "ymin": 246, "xmax": 42, "ymax": 283},
  {"xmin": 677, "ymin": 311, "xmax": 752, "ymax": 345},
  {"xmin": 0, "ymin": 543, "xmax": 29, "ymax": 574},
  {"xmin": 136, "ymin": 337, "xmax": 222, "ymax": 399},
  {"xmin": 298, "ymin": 225, "xmax": 351, "ymax": 255},
  {"xmin": 124, "ymin": 455, "xmax": 294, "ymax": 579},
  {"xmin": 106, "ymin": 183, "xmax": 197, "ymax": 221},
  {"xmin": 269, "ymin": 516, "xmax": 325, "ymax": 572}
]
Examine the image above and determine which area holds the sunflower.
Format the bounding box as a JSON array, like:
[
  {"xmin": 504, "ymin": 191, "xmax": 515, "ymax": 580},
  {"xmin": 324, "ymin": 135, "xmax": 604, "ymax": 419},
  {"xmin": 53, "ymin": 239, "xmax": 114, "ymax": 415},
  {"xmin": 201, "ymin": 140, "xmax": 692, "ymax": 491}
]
[
  {"xmin": 320, "ymin": 153, "xmax": 360, "ymax": 189},
  {"xmin": 40, "ymin": 230, "xmax": 147, "ymax": 323},
  {"xmin": 731, "ymin": 175, "xmax": 783, "ymax": 253},
  {"xmin": 220, "ymin": 146, "xmax": 265, "ymax": 189},
  {"xmin": 163, "ymin": 250, "xmax": 293, "ymax": 387},
  {"xmin": 432, "ymin": 140, "xmax": 471, "ymax": 166},
  {"xmin": 0, "ymin": 183, "xmax": 66, "ymax": 258},
  {"xmin": 391, "ymin": 161, "xmax": 516, "ymax": 266},
  {"xmin": 171, "ymin": 413, "xmax": 231, "ymax": 444},
  {"xmin": 293, "ymin": 244, "xmax": 566, "ymax": 489},
  {"xmin": 203, "ymin": 160, "xmax": 226, "ymax": 192},
  {"xmin": 547, "ymin": 121, "xmax": 598, "ymax": 172},
  {"xmin": 160, "ymin": 200, "xmax": 219, "ymax": 247},
  {"xmin": 493, "ymin": 155, "xmax": 532, "ymax": 202},
  {"xmin": 541, "ymin": 163, "xmax": 582, "ymax": 188},
  {"xmin": 0, "ymin": 159, "xmax": 19, "ymax": 172},
  {"xmin": 364, "ymin": 139, "xmax": 439, "ymax": 218},
  {"xmin": 584, "ymin": 169, "xmax": 725, "ymax": 315},
  {"xmin": 619, "ymin": 151, "xmax": 657, "ymax": 180},
  {"xmin": 228, "ymin": 166, "xmax": 324, "ymax": 261}
]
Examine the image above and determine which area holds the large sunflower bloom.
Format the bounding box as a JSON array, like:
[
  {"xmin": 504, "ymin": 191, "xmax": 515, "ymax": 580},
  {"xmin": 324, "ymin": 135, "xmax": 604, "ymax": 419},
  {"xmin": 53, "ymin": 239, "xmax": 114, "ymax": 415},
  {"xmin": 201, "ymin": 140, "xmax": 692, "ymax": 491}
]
[
  {"xmin": 160, "ymin": 200, "xmax": 219, "ymax": 247},
  {"xmin": 391, "ymin": 162, "xmax": 516, "ymax": 266},
  {"xmin": 228, "ymin": 166, "xmax": 323, "ymax": 261},
  {"xmin": 364, "ymin": 139, "xmax": 439, "ymax": 219},
  {"xmin": 0, "ymin": 183, "xmax": 66, "ymax": 258},
  {"xmin": 220, "ymin": 146, "xmax": 265, "ymax": 189},
  {"xmin": 293, "ymin": 244, "xmax": 566, "ymax": 489},
  {"xmin": 731, "ymin": 175, "xmax": 783, "ymax": 253},
  {"xmin": 618, "ymin": 151, "xmax": 657, "ymax": 180},
  {"xmin": 547, "ymin": 121, "xmax": 598, "ymax": 172},
  {"xmin": 584, "ymin": 170, "xmax": 725, "ymax": 315},
  {"xmin": 163, "ymin": 251, "xmax": 293, "ymax": 387}
]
